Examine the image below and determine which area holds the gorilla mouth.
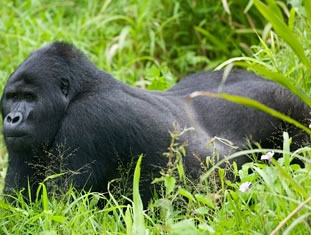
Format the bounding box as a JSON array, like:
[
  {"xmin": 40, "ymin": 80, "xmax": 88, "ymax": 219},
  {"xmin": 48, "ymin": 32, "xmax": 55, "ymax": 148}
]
[
  {"xmin": 6, "ymin": 135, "xmax": 28, "ymax": 138},
  {"xmin": 4, "ymin": 133, "xmax": 29, "ymax": 138},
  {"xmin": 3, "ymin": 128, "xmax": 29, "ymax": 138}
]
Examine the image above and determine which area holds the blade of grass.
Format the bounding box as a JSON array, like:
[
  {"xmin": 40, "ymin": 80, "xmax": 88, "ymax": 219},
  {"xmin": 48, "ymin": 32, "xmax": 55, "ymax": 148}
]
[
  {"xmin": 132, "ymin": 155, "xmax": 146, "ymax": 235},
  {"xmin": 195, "ymin": 26, "xmax": 228, "ymax": 53},
  {"xmin": 253, "ymin": 0, "xmax": 311, "ymax": 70},
  {"xmin": 271, "ymin": 158, "xmax": 308, "ymax": 199},
  {"xmin": 283, "ymin": 213, "xmax": 311, "ymax": 235},
  {"xmin": 271, "ymin": 196, "xmax": 311, "ymax": 235},
  {"xmin": 266, "ymin": 0, "xmax": 284, "ymax": 21},
  {"xmin": 252, "ymin": 166, "xmax": 276, "ymax": 193},
  {"xmin": 187, "ymin": 91, "xmax": 311, "ymax": 135},
  {"xmin": 288, "ymin": 8, "xmax": 296, "ymax": 30},
  {"xmin": 247, "ymin": 63, "xmax": 311, "ymax": 107},
  {"xmin": 37, "ymin": 183, "xmax": 49, "ymax": 211},
  {"xmin": 303, "ymin": 0, "xmax": 311, "ymax": 26}
]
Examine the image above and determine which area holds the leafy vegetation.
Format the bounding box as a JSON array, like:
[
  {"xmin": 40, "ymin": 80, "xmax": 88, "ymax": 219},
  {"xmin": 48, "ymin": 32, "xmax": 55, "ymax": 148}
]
[{"xmin": 1, "ymin": 0, "xmax": 311, "ymax": 234}]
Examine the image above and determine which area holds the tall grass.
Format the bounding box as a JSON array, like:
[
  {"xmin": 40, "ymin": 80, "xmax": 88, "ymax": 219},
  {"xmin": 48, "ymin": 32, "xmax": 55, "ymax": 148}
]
[
  {"xmin": 214, "ymin": 0, "xmax": 311, "ymax": 136},
  {"xmin": 1, "ymin": 0, "xmax": 311, "ymax": 234},
  {"xmin": 0, "ymin": 0, "xmax": 267, "ymax": 198},
  {"xmin": 0, "ymin": 0, "xmax": 264, "ymax": 88}
]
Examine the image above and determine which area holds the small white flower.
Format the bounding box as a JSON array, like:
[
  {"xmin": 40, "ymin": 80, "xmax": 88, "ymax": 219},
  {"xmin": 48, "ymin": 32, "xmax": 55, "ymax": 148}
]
[
  {"xmin": 239, "ymin": 182, "xmax": 251, "ymax": 192},
  {"xmin": 261, "ymin": 151, "xmax": 274, "ymax": 161}
]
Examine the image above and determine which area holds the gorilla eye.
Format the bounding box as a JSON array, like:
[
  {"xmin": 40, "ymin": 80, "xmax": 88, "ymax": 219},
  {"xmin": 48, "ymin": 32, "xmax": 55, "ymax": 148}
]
[
  {"xmin": 24, "ymin": 93, "xmax": 35, "ymax": 102},
  {"xmin": 6, "ymin": 93, "xmax": 17, "ymax": 100},
  {"xmin": 61, "ymin": 78, "xmax": 69, "ymax": 97}
]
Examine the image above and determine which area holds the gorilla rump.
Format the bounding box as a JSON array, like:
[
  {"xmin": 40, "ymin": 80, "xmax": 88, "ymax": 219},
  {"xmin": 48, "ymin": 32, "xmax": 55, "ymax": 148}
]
[{"xmin": 1, "ymin": 42, "xmax": 309, "ymax": 202}]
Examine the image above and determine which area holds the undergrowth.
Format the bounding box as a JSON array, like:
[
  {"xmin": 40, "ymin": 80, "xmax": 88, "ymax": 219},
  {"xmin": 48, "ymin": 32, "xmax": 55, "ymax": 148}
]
[
  {"xmin": 1, "ymin": 131, "xmax": 311, "ymax": 234},
  {"xmin": 1, "ymin": 0, "xmax": 311, "ymax": 234}
]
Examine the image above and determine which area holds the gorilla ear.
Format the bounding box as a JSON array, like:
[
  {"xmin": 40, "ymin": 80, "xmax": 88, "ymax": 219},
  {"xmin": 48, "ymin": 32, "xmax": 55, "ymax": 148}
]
[{"xmin": 60, "ymin": 78, "xmax": 69, "ymax": 97}]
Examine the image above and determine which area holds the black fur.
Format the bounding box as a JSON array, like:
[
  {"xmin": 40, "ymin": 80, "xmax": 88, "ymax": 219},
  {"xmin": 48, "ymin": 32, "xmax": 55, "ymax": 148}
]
[{"xmin": 1, "ymin": 42, "xmax": 309, "ymax": 203}]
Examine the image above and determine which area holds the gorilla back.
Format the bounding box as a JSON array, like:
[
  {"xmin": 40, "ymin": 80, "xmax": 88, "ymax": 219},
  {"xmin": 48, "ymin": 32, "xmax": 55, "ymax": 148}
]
[{"xmin": 1, "ymin": 42, "xmax": 309, "ymax": 203}]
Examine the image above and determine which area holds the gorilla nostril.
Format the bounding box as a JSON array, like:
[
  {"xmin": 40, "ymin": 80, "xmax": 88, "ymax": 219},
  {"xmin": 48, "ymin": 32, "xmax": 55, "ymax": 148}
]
[
  {"xmin": 12, "ymin": 116, "xmax": 20, "ymax": 123},
  {"xmin": 6, "ymin": 116, "xmax": 12, "ymax": 123}
]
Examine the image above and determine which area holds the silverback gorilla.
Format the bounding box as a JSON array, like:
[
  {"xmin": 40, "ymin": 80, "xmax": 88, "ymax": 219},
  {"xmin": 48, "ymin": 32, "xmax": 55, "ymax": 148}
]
[{"xmin": 1, "ymin": 42, "xmax": 309, "ymax": 203}]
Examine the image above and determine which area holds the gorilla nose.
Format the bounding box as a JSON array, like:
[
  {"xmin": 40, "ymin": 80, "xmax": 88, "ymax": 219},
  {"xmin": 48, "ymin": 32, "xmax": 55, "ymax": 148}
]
[{"xmin": 4, "ymin": 112, "xmax": 23, "ymax": 126}]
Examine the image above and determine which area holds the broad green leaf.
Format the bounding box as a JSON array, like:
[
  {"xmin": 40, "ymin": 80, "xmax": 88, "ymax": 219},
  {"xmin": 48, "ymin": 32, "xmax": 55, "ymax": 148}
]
[
  {"xmin": 195, "ymin": 194, "xmax": 215, "ymax": 209},
  {"xmin": 170, "ymin": 219, "xmax": 198, "ymax": 235},
  {"xmin": 219, "ymin": 168, "xmax": 225, "ymax": 190},
  {"xmin": 164, "ymin": 176, "xmax": 176, "ymax": 195},
  {"xmin": 178, "ymin": 188, "xmax": 196, "ymax": 202},
  {"xmin": 49, "ymin": 215, "xmax": 66, "ymax": 223}
]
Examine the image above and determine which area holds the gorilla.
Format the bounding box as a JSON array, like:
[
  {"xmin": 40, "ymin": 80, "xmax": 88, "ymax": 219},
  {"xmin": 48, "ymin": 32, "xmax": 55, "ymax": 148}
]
[{"xmin": 1, "ymin": 42, "xmax": 309, "ymax": 203}]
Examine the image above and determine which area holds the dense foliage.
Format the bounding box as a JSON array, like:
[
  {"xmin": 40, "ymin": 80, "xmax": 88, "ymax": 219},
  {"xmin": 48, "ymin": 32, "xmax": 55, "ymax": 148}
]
[{"xmin": 1, "ymin": 0, "xmax": 311, "ymax": 234}]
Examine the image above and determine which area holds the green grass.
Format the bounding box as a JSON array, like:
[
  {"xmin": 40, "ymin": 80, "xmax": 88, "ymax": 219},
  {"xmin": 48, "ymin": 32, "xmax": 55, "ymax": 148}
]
[
  {"xmin": 0, "ymin": 0, "xmax": 264, "ymax": 88},
  {"xmin": 1, "ymin": 0, "xmax": 311, "ymax": 234}
]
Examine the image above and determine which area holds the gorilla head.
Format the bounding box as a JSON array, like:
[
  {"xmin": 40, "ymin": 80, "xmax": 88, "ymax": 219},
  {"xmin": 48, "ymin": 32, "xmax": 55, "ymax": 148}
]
[
  {"xmin": 2, "ymin": 48, "xmax": 69, "ymax": 152},
  {"xmin": 2, "ymin": 43, "xmax": 104, "ymax": 153}
]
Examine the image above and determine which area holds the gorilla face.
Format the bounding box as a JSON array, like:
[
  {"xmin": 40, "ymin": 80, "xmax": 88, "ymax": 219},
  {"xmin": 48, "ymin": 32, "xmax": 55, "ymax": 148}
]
[{"xmin": 1, "ymin": 52, "xmax": 70, "ymax": 153}]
